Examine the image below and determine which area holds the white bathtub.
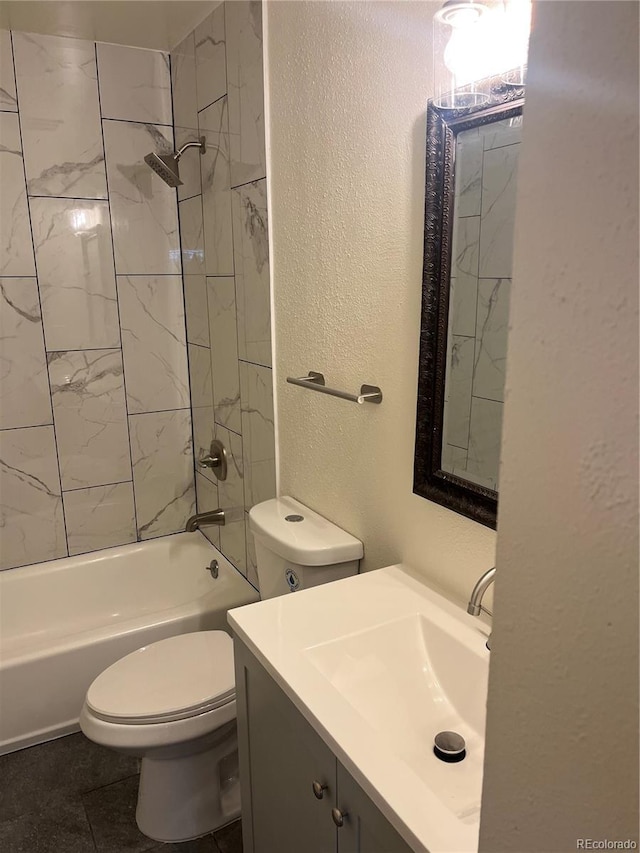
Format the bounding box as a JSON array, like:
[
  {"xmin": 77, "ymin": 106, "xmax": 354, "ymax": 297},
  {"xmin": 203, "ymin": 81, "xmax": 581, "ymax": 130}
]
[{"xmin": 0, "ymin": 532, "xmax": 259, "ymax": 755}]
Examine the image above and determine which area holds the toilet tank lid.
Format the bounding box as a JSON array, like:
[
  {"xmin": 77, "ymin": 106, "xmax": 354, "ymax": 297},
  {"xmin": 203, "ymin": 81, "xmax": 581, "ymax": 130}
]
[{"xmin": 249, "ymin": 497, "xmax": 363, "ymax": 566}]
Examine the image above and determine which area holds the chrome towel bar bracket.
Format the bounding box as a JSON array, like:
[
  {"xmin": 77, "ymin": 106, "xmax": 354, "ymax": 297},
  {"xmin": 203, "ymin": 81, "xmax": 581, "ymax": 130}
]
[{"xmin": 286, "ymin": 371, "xmax": 382, "ymax": 405}]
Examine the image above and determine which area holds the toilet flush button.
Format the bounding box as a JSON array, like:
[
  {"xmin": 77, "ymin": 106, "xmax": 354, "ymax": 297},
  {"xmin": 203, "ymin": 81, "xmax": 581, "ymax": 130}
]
[{"xmin": 285, "ymin": 514, "xmax": 304, "ymax": 522}]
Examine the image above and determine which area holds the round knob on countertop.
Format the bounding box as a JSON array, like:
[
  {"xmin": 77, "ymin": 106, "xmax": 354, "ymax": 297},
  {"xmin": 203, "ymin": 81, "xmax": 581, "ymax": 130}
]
[
  {"xmin": 312, "ymin": 780, "xmax": 327, "ymax": 800},
  {"xmin": 433, "ymin": 730, "xmax": 466, "ymax": 763},
  {"xmin": 331, "ymin": 808, "xmax": 347, "ymax": 827}
]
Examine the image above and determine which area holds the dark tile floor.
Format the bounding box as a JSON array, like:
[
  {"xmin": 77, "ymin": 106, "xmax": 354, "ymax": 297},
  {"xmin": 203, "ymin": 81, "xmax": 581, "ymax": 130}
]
[{"xmin": 0, "ymin": 733, "xmax": 243, "ymax": 853}]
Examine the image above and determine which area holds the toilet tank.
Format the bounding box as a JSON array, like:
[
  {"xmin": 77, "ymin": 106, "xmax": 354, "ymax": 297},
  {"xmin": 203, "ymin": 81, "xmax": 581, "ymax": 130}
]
[{"xmin": 248, "ymin": 497, "xmax": 363, "ymax": 600}]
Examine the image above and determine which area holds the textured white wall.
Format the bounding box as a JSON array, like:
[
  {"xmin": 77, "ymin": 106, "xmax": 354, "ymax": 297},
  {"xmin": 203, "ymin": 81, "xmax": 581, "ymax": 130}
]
[
  {"xmin": 265, "ymin": 0, "xmax": 496, "ymax": 605},
  {"xmin": 479, "ymin": 1, "xmax": 639, "ymax": 848}
]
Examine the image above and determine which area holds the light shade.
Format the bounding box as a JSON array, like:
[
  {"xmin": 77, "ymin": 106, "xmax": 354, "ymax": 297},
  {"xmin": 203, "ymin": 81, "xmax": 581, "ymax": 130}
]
[{"xmin": 433, "ymin": 0, "xmax": 532, "ymax": 109}]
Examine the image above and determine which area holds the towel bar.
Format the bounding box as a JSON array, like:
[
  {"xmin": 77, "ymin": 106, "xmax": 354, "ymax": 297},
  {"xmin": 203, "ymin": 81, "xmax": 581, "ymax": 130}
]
[{"xmin": 286, "ymin": 371, "xmax": 382, "ymax": 405}]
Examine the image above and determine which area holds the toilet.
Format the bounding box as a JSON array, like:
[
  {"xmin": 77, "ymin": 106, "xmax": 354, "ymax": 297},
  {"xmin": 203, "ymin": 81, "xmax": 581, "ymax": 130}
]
[{"xmin": 79, "ymin": 496, "xmax": 363, "ymax": 843}]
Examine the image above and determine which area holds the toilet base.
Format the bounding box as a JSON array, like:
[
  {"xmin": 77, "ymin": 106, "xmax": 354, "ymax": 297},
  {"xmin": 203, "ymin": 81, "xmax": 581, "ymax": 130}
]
[{"xmin": 136, "ymin": 721, "xmax": 240, "ymax": 842}]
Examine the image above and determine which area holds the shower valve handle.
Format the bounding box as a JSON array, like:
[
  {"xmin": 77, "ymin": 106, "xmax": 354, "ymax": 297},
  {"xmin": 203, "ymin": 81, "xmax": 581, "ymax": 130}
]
[
  {"xmin": 198, "ymin": 439, "xmax": 227, "ymax": 481},
  {"xmin": 200, "ymin": 454, "xmax": 222, "ymax": 468}
]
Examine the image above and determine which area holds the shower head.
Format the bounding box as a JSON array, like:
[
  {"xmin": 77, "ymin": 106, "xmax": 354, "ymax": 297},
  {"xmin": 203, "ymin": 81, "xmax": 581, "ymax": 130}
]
[
  {"xmin": 144, "ymin": 152, "xmax": 182, "ymax": 187},
  {"xmin": 144, "ymin": 137, "xmax": 206, "ymax": 188}
]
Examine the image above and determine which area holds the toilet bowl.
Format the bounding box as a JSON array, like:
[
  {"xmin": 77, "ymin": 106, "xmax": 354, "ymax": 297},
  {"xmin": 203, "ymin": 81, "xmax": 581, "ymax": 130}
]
[
  {"xmin": 80, "ymin": 631, "xmax": 239, "ymax": 843},
  {"xmin": 81, "ymin": 497, "xmax": 363, "ymax": 842}
]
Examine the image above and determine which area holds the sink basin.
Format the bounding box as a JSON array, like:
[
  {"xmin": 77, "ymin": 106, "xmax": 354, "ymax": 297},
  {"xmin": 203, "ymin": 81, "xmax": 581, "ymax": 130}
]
[
  {"xmin": 306, "ymin": 612, "xmax": 488, "ymax": 824},
  {"xmin": 228, "ymin": 563, "xmax": 491, "ymax": 853}
]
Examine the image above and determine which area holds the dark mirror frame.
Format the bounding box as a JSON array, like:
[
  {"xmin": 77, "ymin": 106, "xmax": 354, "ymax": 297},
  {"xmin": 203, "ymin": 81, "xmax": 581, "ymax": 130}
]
[{"xmin": 414, "ymin": 77, "xmax": 525, "ymax": 529}]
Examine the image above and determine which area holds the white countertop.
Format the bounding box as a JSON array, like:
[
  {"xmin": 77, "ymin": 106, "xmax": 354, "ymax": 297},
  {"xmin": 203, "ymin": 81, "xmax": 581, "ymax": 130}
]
[{"xmin": 228, "ymin": 565, "xmax": 490, "ymax": 853}]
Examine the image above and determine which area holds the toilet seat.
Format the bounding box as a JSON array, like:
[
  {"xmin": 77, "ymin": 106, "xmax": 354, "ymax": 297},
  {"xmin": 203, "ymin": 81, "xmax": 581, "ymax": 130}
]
[{"xmin": 86, "ymin": 631, "xmax": 235, "ymax": 725}]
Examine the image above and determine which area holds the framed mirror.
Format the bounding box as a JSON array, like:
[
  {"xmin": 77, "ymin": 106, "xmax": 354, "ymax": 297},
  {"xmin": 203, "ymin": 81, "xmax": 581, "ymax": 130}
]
[{"xmin": 414, "ymin": 78, "xmax": 524, "ymax": 528}]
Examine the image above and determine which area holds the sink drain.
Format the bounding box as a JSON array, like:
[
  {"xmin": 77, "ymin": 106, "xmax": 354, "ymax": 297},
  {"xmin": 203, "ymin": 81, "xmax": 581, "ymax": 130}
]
[{"xmin": 433, "ymin": 731, "xmax": 466, "ymax": 763}]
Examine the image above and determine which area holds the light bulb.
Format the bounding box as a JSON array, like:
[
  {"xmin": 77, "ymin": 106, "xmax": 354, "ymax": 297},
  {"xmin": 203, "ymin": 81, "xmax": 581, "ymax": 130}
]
[
  {"xmin": 443, "ymin": 0, "xmax": 531, "ymax": 85},
  {"xmin": 444, "ymin": 26, "xmax": 487, "ymax": 84}
]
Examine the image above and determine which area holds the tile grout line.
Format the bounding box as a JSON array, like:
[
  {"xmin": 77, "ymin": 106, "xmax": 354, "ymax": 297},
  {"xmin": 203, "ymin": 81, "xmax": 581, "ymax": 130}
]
[
  {"xmin": 177, "ymin": 190, "xmax": 201, "ymax": 203},
  {"xmin": 1, "ymin": 408, "xmax": 196, "ymax": 430},
  {"xmin": 222, "ymin": 12, "xmax": 271, "ymax": 535},
  {"xmin": 113, "ymin": 273, "xmax": 184, "ymax": 278},
  {"xmin": 128, "ymin": 406, "xmax": 191, "ymax": 418},
  {"xmin": 0, "ymin": 422, "xmax": 54, "ymax": 432},
  {"xmin": 81, "ymin": 796, "xmax": 100, "ymax": 853},
  {"xmin": 197, "ymin": 91, "xmax": 228, "ymax": 116},
  {"xmin": 45, "ymin": 346, "xmax": 124, "ymax": 355},
  {"xmin": 95, "ymin": 40, "xmax": 140, "ymax": 544},
  {"xmin": 214, "ymin": 418, "xmax": 242, "ymax": 439},
  {"xmin": 230, "ymin": 174, "xmax": 267, "ymax": 192},
  {"xmin": 238, "ymin": 357, "xmax": 273, "ymax": 370},
  {"xmin": 192, "ymin": 18, "xmax": 232, "ymax": 537},
  {"xmin": 61, "ymin": 479, "xmax": 133, "ymax": 494},
  {"xmin": 10, "ymin": 30, "xmax": 71, "ymax": 561},
  {"xmin": 223, "ymin": 75, "xmax": 251, "ymax": 520},
  {"xmin": 169, "ymin": 43, "xmax": 201, "ymax": 521},
  {"xmin": 81, "ymin": 771, "xmax": 141, "ymax": 797},
  {"xmin": 219, "ymin": 9, "xmax": 252, "ymax": 569},
  {"xmin": 470, "ymin": 393, "xmax": 505, "ymax": 405},
  {"xmin": 27, "ymin": 194, "xmax": 109, "ymax": 201},
  {"xmin": 463, "ymin": 142, "xmax": 487, "ymax": 457},
  {"xmin": 95, "ymin": 114, "xmax": 173, "ymax": 129}
]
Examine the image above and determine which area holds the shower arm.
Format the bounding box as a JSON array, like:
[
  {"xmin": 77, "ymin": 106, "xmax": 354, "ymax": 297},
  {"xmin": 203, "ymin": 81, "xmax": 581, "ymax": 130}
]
[{"xmin": 175, "ymin": 137, "xmax": 206, "ymax": 161}]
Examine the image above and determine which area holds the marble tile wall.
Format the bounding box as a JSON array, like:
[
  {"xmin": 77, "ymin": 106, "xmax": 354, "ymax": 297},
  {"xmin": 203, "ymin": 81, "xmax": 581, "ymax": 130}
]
[
  {"xmin": 171, "ymin": 0, "xmax": 274, "ymax": 588},
  {"xmin": 441, "ymin": 117, "xmax": 520, "ymax": 491},
  {"xmin": 0, "ymin": 30, "xmax": 195, "ymax": 570}
]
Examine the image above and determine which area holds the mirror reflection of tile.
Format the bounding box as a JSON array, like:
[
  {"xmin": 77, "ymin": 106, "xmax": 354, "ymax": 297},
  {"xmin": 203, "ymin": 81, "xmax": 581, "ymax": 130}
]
[{"xmin": 442, "ymin": 117, "xmax": 522, "ymax": 491}]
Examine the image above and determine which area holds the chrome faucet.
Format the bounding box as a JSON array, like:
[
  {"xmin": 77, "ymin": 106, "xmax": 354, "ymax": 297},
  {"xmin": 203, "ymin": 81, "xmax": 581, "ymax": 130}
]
[
  {"xmin": 185, "ymin": 509, "xmax": 226, "ymax": 532},
  {"xmin": 467, "ymin": 566, "xmax": 495, "ymax": 649}
]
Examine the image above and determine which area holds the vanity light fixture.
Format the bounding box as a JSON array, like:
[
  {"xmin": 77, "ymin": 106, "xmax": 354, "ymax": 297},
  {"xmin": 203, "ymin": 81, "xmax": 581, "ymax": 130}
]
[
  {"xmin": 435, "ymin": 0, "xmax": 486, "ymax": 28},
  {"xmin": 433, "ymin": 0, "xmax": 532, "ymax": 109}
]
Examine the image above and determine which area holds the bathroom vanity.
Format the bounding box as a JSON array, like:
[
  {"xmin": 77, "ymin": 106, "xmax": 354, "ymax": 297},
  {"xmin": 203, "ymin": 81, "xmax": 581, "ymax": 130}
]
[
  {"xmin": 229, "ymin": 565, "xmax": 490, "ymax": 853},
  {"xmin": 234, "ymin": 641, "xmax": 413, "ymax": 853}
]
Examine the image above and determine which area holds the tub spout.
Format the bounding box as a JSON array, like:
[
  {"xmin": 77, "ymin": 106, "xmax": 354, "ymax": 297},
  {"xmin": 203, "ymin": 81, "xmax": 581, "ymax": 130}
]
[{"xmin": 185, "ymin": 509, "xmax": 225, "ymax": 532}]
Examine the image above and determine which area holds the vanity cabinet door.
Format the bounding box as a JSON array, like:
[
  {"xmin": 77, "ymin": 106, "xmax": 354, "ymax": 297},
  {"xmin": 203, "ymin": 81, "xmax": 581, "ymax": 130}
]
[
  {"xmin": 335, "ymin": 762, "xmax": 415, "ymax": 853},
  {"xmin": 235, "ymin": 642, "xmax": 336, "ymax": 853}
]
